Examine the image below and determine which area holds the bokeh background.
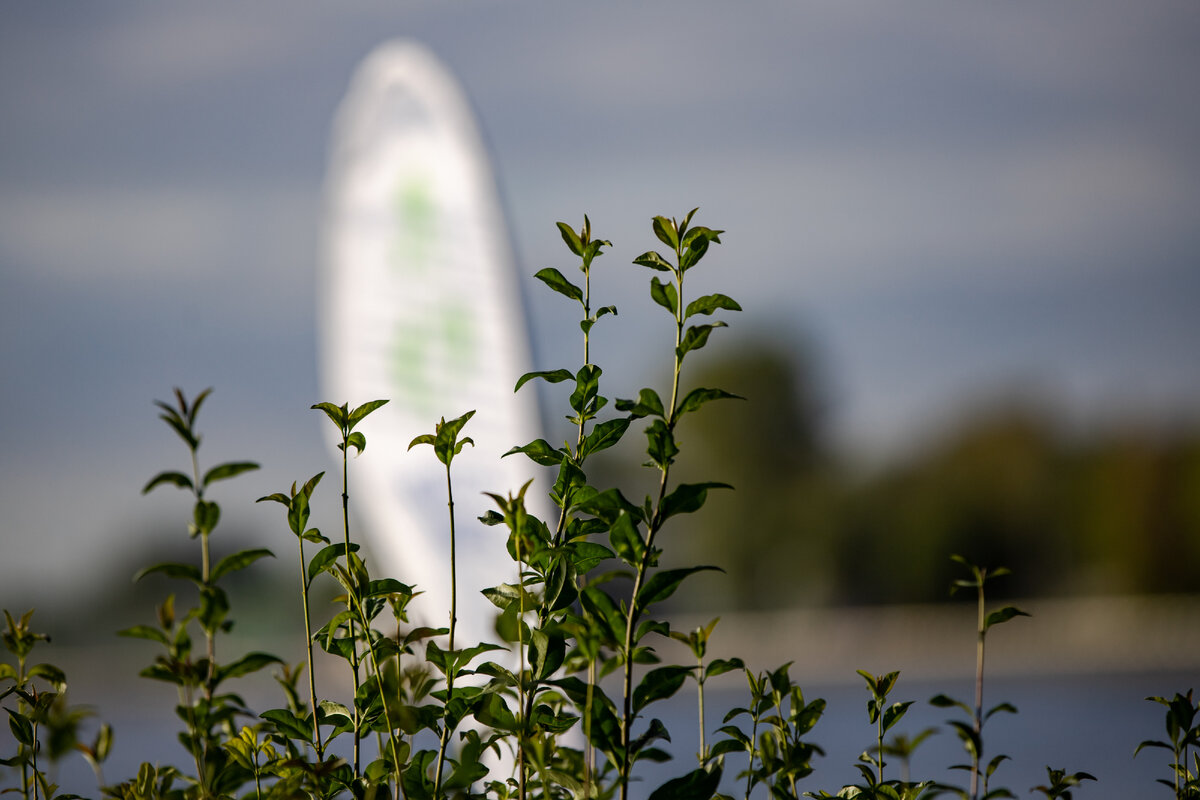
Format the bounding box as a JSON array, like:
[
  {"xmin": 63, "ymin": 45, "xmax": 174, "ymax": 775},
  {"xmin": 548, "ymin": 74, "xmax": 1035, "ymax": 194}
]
[{"xmin": 2, "ymin": 3, "xmax": 1199, "ymax": 796}]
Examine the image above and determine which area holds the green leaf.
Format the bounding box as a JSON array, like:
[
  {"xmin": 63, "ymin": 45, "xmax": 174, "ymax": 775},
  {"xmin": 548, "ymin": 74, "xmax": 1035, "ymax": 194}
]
[
  {"xmin": 28, "ymin": 663, "xmax": 66, "ymax": 688},
  {"xmin": 556, "ymin": 221, "xmax": 584, "ymax": 257},
  {"xmin": 218, "ymin": 652, "xmax": 284, "ymax": 683},
  {"xmin": 568, "ymin": 541, "xmax": 614, "ymax": 573},
  {"xmin": 676, "ymin": 387, "xmax": 743, "ymax": 416},
  {"xmin": 652, "ymin": 216, "xmax": 679, "ymax": 251},
  {"xmin": 676, "ymin": 322, "xmax": 727, "ymax": 360},
  {"xmin": 882, "ymin": 701, "xmax": 914, "ymax": 734},
  {"xmin": 550, "ymin": 458, "xmax": 587, "ymax": 510},
  {"xmin": 633, "ymin": 250, "xmax": 673, "ymax": 272},
  {"xmin": 634, "ymin": 666, "xmax": 692, "ymax": 713},
  {"xmin": 134, "ymin": 562, "xmax": 203, "ymax": 585},
  {"xmin": 685, "ymin": 293, "xmax": 742, "ymax": 319},
  {"xmin": 631, "ymin": 717, "xmax": 672, "ymax": 758},
  {"xmin": 647, "ymin": 765, "xmax": 722, "ymax": 800},
  {"xmin": 504, "ymin": 439, "xmax": 567, "ymax": 467},
  {"xmin": 307, "ymin": 542, "xmax": 359, "ymax": 585},
  {"xmin": 650, "ymin": 277, "xmax": 679, "ymax": 315},
  {"xmin": 475, "ymin": 691, "xmax": 519, "ymax": 731},
  {"xmin": 637, "ymin": 566, "xmax": 720, "ymax": 608},
  {"xmin": 645, "ymin": 418, "xmax": 678, "ymax": 469},
  {"xmin": 706, "ymin": 658, "xmax": 744, "ymax": 679},
  {"xmin": 514, "ymin": 368, "xmax": 574, "ymax": 393},
  {"xmin": 679, "ymin": 226, "xmax": 722, "ymax": 272},
  {"xmin": 983, "ymin": 606, "xmax": 1030, "ymax": 632},
  {"xmin": 345, "ymin": 430, "xmax": 367, "ymax": 455},
  {"xmin": 579, "ymin": 417, "xmax": 631, "ymax": 459},
  {"xmin": 930, "ymin": 693, "xmax": 971, "ymax": 714},
  {"xmin": 142, "ymin": 471, "xmax": 193, "ymax": 494},
  {"xmin": 709, "ymin": 737, "xmax": 747, "ymax": 758},
  {"xmin": 574, "ymin": 487, "xmax": 641, "ymax": 523},
  {"xmin": 535, "ymin": 267, "xmax": 584, "ymax": 303},
  {"xmin": 7, "ymin": 709, "xmax": 34, "ymax": 747},
  {"xmin": 529, "ymin": 628, "xmax": 566, "ymax": 680},
  {"xmin": 580, "ymin": 586, "xmax": 626, "ymax": 645},
  {"xmin": 192, "ymin": 499, "xmax": 220, "ymax": 536},
  {"xmin": 661, "ymin": 482, "xmax": 732, "ymax": 522},
  {"xmin": 616, "ymin": 388, "xmax": 665, "ymax": 419},
  {"xmin": 311, "ymin": 401, "xmax": 348, "ymax": 429},
  {"xmin": 569, "ymin": 364, "xmax": 602, "ymax": 416},
  {"xmin": 348, "ymin": 398, "xmax": 389, "ymax": 428},
  {"xmin": 366, "ymin": 578, "xmax": 413, "ymax": 598},
  {"xmin": 985, "ymin": 701, "xmax": 1018, "ymax": 719},
  {"xmin": 608, "ymin": 512, "xmax": 644, "ymax": 566},
  {"xmin": 210, "ymin": 548, "xmax": 274, "ymax": 583},
  {"xmin": 117, "ymin": 625, "xmax": 170, "ymax": 646},
  {"xmin": 201, "ymin": 461, "xmax": 259, "ymax": 488},
  {"xmin": 261, "ymin": 708, "xmax": 314, "ymax": 742}
]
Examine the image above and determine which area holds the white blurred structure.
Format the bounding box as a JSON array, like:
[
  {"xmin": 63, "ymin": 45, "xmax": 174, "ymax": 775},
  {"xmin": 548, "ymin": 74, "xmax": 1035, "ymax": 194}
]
[{"xmin": 319, "ymin": 40, "xmax": 546, "ymax": 649}]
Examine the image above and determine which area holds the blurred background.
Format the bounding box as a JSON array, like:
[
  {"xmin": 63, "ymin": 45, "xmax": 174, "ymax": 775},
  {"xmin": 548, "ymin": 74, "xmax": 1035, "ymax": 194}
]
[{"xmin": 2, "ymin": 2, "xmax": 1199, "ymax": 796}]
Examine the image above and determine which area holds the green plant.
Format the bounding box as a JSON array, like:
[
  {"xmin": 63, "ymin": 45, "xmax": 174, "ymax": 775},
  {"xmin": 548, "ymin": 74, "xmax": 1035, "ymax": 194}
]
[
  {"xmin": 22, "ymin": 209, "xmax": 1200, "ymax": 800},
  {"xmin": 805, "ymin": 670, "xmax": 931, "ymax": 800},
  {"xmin": 490, "ymin": 211, "xmax": 743, "ymax": 800},
  {"xmin": 928, "ymin": 556, "xmax": 1028, "ymax": 800},
  {"xmin": 1136, "ymin": 689, "xmax": 1200, "ymax": 799},
  {"xmin": 669, "ymin": 618, "xmax": 743, "ymax": 766},
  {"xmin": 714, "ymin": 663, "xmax": 824, "ymax": 800},
  {"xmin": 121, "ymin": 388, "xmax": 280, "ymax": 798},
  {"xmin": 1, "ymin": 609, "xmax": 112, "ymax": 800},
  {"xmin": 255, "ymin": 472, "xmax": 328, "ymax": 762},
  {"xmin": 1029, "ymin": 767, "xmax": 1096, "ymax": 799}
]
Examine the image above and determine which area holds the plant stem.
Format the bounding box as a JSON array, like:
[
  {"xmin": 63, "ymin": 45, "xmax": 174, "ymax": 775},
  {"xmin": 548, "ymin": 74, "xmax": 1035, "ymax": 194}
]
[
  {"xmin": 433, "ymin": 461, "xmax": 457, "ymax": 799},
  {"xmin": 696, "ymin": 656, "xmax": 707, "ymax": 764},
  {"xmin": 188, "ymin": 446, "xmax": 215, "ymax": 798},
  {"xmin": 972, "ymin": 579, "xmax": 985, "ymax": 800},
  {"xmin": 298, "ymin": 537, "xmax": 324, "ymax": 760},
  {"xmin": 517, "ymin": 526, "xmax": 528, "ymax": 800},
  {"xmin": 877, "ymin": 702, "xmax": 885, "ymax": 785},
  {"xmin": 339, "ymin": 443, "xmax": 362, "ymax": 776},
  {"xmin": 619, "ymin": 263, "xmax": 685, "ymax": 800},
  {"xmin": 350, "ymin": 592, "xmax": 402, "ymax": 791}
]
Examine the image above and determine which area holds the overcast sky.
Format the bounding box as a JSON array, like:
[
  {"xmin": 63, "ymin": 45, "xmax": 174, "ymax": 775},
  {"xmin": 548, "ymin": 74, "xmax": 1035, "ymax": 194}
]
[{"xmin": 2, "ymin": 2, "xmax": 1199, "ymax": 602}]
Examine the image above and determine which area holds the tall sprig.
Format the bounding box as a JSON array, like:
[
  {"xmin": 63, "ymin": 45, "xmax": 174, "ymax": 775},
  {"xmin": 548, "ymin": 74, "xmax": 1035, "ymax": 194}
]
[{"xmin": 311, "ymin": 398, "xmax": 388, "ymax": 776}]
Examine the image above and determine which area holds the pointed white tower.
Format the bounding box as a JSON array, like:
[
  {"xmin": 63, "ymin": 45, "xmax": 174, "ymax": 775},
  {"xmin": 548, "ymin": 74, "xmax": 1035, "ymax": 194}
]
[{"xmin": 320, "ymin": 40, "xmax": 545, "ymax": 650}]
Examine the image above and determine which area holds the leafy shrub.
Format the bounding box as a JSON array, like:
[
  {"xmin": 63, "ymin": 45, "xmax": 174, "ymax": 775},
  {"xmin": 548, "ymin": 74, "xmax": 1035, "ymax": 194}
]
[{"xmin": 2, "ymin": 211, "xmax": 1195, "ymax": 799}]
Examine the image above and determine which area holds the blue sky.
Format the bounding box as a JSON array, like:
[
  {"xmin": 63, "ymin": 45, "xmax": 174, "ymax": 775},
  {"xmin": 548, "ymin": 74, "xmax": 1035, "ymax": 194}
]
[{"xmin": 2, "ymin": 2, "xmax": 1199, "ymax": 602}]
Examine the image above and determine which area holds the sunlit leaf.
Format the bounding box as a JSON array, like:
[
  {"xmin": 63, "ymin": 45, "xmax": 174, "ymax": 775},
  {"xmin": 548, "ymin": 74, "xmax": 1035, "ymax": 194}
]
[
  {"xmin": 514, "ymin": 368, "xmax": 574, "ymax": 393},
  {"xmin": 652, "ymin": 216, "xmax": 679, "ymax": 251},
  {"xmin": 504, "ymin": 439, "xmax": 566, "ymax": 467},
  {"xmin": 347, "ymin": 398, "xmax": 389, "ymax": 427},
  {"xmin": 535, "ymin": 267, "xmax": 584, "ymax": 303}
]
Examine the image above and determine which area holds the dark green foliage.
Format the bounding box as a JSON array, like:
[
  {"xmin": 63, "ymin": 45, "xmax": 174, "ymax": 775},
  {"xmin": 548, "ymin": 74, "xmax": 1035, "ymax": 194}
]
[
  {"xmin": 1030, "ymin": 767, "xmax": 1097, "ymax": 800},
  {"xmin": 7, "ymin": 209, "xmax": 1192, "ymax": 800},
  {"xmin": 1136, "ymin": 689, "xmax": 1200, "ymax": 799}
]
